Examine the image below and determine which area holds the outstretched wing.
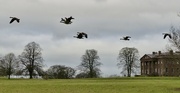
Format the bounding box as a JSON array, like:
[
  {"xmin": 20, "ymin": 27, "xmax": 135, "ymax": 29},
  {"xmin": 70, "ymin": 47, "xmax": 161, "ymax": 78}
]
[
  {"xmin": 163, "ymin": 34, "xmax": 167, "ymax": 39},
  {"xmin": 10, "ymin": 18, "xmax": 15, "ymax": 24},
  {"xmin": 126, "ymin": 36, "xmax": 131, "ymax": 38},
  {"xmin": 82, "ymin": 32, "xmax": 88, "ymax": 38},
  {"xmin": 16, "ymin": 19, "xmax": 20, "ymax": 23},
  {"xmin": 163, "ymin": 34, "xmax": 171, "ymax": 39},
  {"xmin": 84, "ymin": 33, "xmax": 88, "ymax": 38},
  {"xmin": 9, "ymin": 17, "xmax": 20, "ymax": 24},
  {"xmin": 68, "ymin": 16, "xmax": 74, "ymax": 20},
  {"xmin": 168, "ymin": 34, "xmax": 172, "ymax": 39},
  {"xmin": 60, "ymin": 18, "xmax": 65, "ymax": 22}
]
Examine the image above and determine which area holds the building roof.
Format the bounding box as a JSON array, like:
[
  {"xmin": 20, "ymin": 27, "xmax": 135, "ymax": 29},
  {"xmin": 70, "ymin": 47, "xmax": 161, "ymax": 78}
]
[{"xmin": 140, "ymin": 50, "xmax": 180, "ymax": 60}]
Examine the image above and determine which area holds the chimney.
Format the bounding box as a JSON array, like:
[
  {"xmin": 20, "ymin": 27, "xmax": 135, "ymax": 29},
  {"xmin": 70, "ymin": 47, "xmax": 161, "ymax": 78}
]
[
  {"xmin": 158, "ymin": 51, "xmax": 161, "ymax": 55},
  {"xmin": 152, "ymin": 52, "xmax": 156, "ymax": 55},
  {"xmin": 169, "ymin": 50, "xmax": 173, "ymax": 55}
]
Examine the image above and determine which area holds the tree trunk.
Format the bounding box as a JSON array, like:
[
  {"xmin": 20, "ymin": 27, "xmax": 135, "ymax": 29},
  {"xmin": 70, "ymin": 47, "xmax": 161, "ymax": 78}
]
[
  {"xmin": 127, "ymin": 64, "xmax": 131, "ymax": 77},
  {"xmin": 89, "ymin": 68, "xmax": 93, "ymax": 78},
  {"xmin": 29, "ymin": 70, "xmax": 33, "ymax": 79},
  {"xmin": 8, "ymin": 74, "xmax": 10, "ymax": 79},
  {"xmin": 8, "ymin": 67, "xmax": 11, "ymax": 79},
  {"xmin": 127, "ymin": 68, "xmax": 131, "ymax": 77}
]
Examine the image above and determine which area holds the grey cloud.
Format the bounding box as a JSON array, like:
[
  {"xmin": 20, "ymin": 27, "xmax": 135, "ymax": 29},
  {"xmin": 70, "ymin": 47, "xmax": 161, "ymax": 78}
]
[
  {"xmin": 94, "ymin": 0, "xmax": 107, "ymax": 2},
  {"xmin": 0, "ymin": 0, "xmax": 180, "ymax": 76}
]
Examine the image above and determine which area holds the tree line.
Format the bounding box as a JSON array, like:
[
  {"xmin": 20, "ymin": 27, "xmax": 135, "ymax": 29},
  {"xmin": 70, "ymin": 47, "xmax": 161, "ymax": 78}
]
[{"xmin": 0, "ymin": 41, "xmax": 140, "ymax": 79}]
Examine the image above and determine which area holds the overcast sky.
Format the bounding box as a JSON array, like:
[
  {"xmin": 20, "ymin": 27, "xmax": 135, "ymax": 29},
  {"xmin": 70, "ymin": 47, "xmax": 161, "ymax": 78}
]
[{"xmin": 0, "ymin": 0, "xmax": 180, "ymax": 77}]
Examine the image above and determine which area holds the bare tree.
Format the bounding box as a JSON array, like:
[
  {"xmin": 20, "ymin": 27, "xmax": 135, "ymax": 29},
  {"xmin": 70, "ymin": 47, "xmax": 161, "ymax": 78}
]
[
  {"xmin": 78, "ymin": 49, "xmax": 102, "ymax": 78},
  {"xmin": 168, "ymin": 26, "xmax": 180, "ymax": 51},
  {"xmin": 165, "ymin": 26, "xmax": 180, "ymax": 65},
  {"xmin": 117, "ymin": 47, "xmax": 140, "ymax": 77},
  {"xmin": 19, "ymin": 42, "xmax": 44, "ymax": 79},
  {"xmin": 0, "ymin": 53, "xmax": 18, "ymax": 79}
]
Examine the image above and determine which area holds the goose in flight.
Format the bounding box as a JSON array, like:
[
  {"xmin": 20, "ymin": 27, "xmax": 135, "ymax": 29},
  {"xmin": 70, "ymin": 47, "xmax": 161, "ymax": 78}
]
[
  {"xmin": 163, "ymin": 33, "xmax": 171, "ymax": 39},
  {"xmin": 74, "ymin": 32, "xmax": 88, "ymax": 39},
  {"xmin": 9, "ymin": 17, "xmax": 20, "ymax": 24},
  {"xmin": 120, "ymin": 36, "xmax": 131, "ymax": 41},
  {"xmin": 60, "ymin": 16, "xmax": 74, "ymax": 24}
]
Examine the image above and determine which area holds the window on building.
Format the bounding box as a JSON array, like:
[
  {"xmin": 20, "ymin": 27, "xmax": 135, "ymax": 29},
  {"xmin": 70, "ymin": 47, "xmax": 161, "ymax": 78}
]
[
  {"xmin": 162, "ymin": 69, "xmax": 163, "ymax": 74},
  {"xmin": 159, "ymin": 69, "xmax": 161, "ymax": 74},
  {"xmin": 155, "ymin": 68, "xmax": 157, "ymax": 73},
  {"xmin": 147, "ymin": 70, "xmax": 149, "ymax": 74},
  {"xmin": 165, "ymin": 68, "xmax": 168, "ymax": 73}
]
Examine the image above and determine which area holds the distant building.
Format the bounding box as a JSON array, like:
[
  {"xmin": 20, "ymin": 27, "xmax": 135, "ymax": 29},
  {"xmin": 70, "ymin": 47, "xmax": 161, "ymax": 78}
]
[{"xmin": 140, "ymin": 50, "xmax": 180, "ymax": 76}]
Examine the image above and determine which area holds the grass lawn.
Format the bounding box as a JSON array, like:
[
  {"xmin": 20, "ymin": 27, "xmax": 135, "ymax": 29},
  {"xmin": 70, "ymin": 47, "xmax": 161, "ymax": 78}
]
[{"xmin": 0, "ymin": 77, "xmax": 180, "ymax": 93}]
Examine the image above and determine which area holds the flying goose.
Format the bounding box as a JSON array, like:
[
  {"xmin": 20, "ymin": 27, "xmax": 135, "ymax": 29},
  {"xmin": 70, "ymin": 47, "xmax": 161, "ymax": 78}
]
[
  {"xmin": 60, "ymin": 16, "xmax": 74, "ymax": 24},
  {"xmin": 163, "ymin": 33, "xmax": 171, "ymax": 39},
  {"xmin": 74, "ymin": 32, "xmax": 88, "ymax": 39},
  {"xmin": 120, "ymin": 36, "xmax": 131, "ymax": 41},
  {"xmin": 9, "ymin": 17, "xmax": 20, "ymax": 24}
]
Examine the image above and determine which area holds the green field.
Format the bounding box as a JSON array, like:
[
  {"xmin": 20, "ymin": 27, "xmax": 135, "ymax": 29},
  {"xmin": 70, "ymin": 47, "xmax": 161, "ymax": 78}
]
[{"xmin": 0, "ymin": 77, "xmax": 180, "ymax": 93}]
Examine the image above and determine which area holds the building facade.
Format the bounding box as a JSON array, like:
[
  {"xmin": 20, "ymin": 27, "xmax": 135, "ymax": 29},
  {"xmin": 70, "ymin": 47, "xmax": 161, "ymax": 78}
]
[{"xmin": 140, "ymin": 50, "xmax": 180, "ymax": 76}]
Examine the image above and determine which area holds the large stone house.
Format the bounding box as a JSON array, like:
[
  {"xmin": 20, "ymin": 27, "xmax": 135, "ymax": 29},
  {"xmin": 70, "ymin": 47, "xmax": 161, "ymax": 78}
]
[{"xmin": 140, "ymin": 50, "xmax": 180, "ymax": 76}]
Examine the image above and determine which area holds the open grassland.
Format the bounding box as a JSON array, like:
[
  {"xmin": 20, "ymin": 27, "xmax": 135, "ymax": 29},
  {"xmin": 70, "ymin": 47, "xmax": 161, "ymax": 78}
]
[{"xmin": 1, "ymin": 77, "xmax": 180, "ymax": 93}]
